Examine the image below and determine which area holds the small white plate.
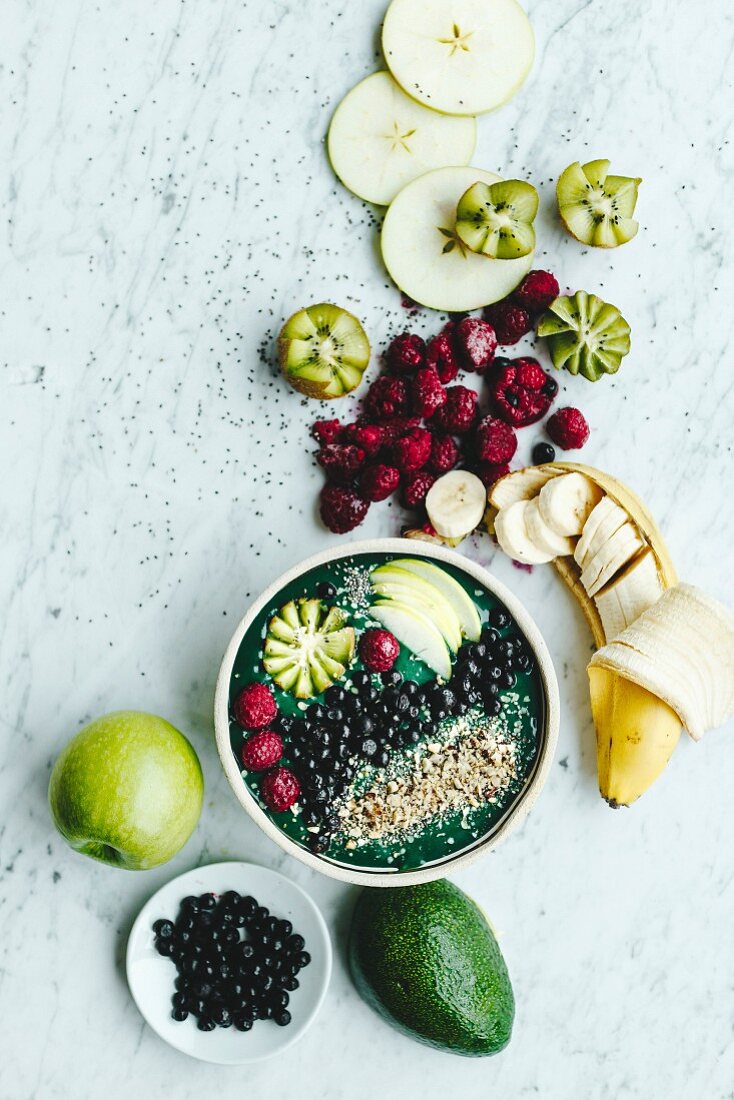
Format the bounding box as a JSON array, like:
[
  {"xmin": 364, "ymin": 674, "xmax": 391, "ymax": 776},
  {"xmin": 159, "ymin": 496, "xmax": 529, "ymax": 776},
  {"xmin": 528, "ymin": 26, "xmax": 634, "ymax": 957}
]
[{"xmin": 126, "ymin": 861, "xmax": 332, "ymax": 1064}]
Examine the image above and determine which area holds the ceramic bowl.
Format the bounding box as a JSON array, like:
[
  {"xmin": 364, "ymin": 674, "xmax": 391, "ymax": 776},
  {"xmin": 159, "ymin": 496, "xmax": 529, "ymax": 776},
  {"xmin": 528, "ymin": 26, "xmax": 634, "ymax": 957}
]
[
  {"xmin": 126, "ymin": 861, "xmax": 332, "ymax": 1064},
  {"xmin": 214, "ymin": 539, "xmax": 559, "ymax": 887}
]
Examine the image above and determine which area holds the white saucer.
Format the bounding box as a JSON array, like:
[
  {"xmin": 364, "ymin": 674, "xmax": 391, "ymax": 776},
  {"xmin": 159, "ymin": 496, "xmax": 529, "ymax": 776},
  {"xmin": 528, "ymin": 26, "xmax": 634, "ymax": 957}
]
[{"xmin": 126, "ymin": 861, "xmax": 332, "ymax": 1064}]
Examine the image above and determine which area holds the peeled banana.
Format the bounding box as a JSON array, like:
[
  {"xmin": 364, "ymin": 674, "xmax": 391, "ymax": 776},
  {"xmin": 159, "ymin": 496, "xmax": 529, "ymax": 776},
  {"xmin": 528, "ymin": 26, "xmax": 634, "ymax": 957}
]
[{"xmin": 487, "ymin": 463, "xmax": 734, "ymax": 807}]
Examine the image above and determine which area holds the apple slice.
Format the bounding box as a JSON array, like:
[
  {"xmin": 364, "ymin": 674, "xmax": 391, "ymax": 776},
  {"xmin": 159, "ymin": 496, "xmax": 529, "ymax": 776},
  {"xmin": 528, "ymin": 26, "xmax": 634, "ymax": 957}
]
[
  {"xmin": 382, "ymin": 0, "xmax": 535, "ymax": 117},
  {"xmin": 371, "ymin": 599, "xmax": 452, "ymax": 679},
  {"xmin": 370, "ymin": 564, "xmax": 463, "ymax": 651},
  {"xmin": 381, "ymin": 166, "xmax": 534, "ymax": 311},
  {"xmin": 387, "ymin": 558, "xmax": 482, "ymax": 641},
  {"xmin": 327, "ymin": 71, "xmax": 476, "ymax": 206}
]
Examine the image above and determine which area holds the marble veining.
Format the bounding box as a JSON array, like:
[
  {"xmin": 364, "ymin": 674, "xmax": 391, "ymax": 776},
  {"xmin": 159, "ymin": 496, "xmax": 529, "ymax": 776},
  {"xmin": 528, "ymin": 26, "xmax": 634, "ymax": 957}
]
[{"xmin": 1, "ymin": 0, "xmax": 734, "ymax": 1097}]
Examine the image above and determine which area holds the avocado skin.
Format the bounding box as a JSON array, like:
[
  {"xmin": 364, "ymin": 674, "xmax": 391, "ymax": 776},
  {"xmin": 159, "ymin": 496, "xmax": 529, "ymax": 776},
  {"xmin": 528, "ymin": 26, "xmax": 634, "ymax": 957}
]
[{"xmin": 348, "ymin": 880, "xmax": 514, "ymax": 1057}]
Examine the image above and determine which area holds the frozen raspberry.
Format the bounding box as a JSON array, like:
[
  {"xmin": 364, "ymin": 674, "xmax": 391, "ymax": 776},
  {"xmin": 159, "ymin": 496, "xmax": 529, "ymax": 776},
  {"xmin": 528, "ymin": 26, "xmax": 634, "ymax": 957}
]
[
  {"xmin": 261, "ymin": 767, "xmax": 301, "ymax": 812},
  {"xmin": 483, "ymin": 301, "xmax": 532, "ymax": 345},
  {"xmin": 402, "ymin": 470, "xmax": 436, "ymax": 508},
  {"xmin": 432, "ymin": 385, "xmax": 478, "ymax": 434},
  {"xmin": 233, "ymin": 683, "xmax": 277, "ymax": 731},
  {"xmin": 387, "ymin": 332, "xmax": 425, "ymax": 374},
  {"xmin": 512, "ymin": 270, "xmax": 560, "ymax": 315},
  {"xmin": 411, "ymin": 369, "xmax": 446, "ymax": 418},
  {"xmin": 489, "ymin": 360, "xmax": 553, "ymax": 428},
  {"xmin": 474, "ymin": 416, "xmax": 518, "ymax": 465},
  {"xmin": 311, "ymin": 419, "xmax": 345, "ymax": 446},
  {"xmin": 391, "ymin": 427, "xmax": 432, "ymax": 473},
  {"xmin": 364, "ymin": 375, "xmax": 410, "ymax": 421},
  {"xmin": 425, "ymin": 324, "xmax": 460, "ymax": 383},
  {"xmin": 360, "ymin": 463, "xmax": 401, "ymax": 502},
  {"xmin": 316, "ymin": 443, "xmax": 366, "ymax": 484},
  {"xmin": 241, "ymin": 730, "xmax": 283, "ymax": 772},
  {"xmin": 359, "ymin": 628, "xmax": 400, "ymax": 672},
  {"xmin": 455, "ymin": 317, "xmax": 498, "ymax": 373},
  {"xmin": 378, "ymin": 416, "xmax": 421, "ymax": 445},
  {"xmin": 546, "ymin": 407, "xmax": 590, "ymax": 450},
  {"xmin": 319, "ymin": 484, "xmax": 370, "ymax": 533},
  {"xmin": 344, "ymin": 423, "xmax": 383, "ymax": 457},
  {"xmin": 429, "ymin": 433, "xmax": 460, "ymax": 474},
  {"xmin": 476, "ymin": 462, "xmax": 511, "ymax": 488}
]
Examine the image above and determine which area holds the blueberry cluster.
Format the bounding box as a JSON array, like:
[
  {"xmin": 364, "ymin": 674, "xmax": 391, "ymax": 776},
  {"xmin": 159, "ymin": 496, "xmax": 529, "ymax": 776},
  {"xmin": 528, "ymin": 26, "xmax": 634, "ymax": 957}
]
[
  {"xmin": 153, "ymin": 891, "xmax": 310, "ymax": 1032},
  {"xmin": 272, "ymin": 604, "xmax": 534, "ymax": 852}
]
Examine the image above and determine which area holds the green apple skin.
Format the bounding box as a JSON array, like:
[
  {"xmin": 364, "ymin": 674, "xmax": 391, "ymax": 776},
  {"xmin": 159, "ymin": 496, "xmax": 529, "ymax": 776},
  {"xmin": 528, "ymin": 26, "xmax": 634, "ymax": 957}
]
[{"xmin": 48, "ymin": 711, "xmax": 204, "ymax": 870}]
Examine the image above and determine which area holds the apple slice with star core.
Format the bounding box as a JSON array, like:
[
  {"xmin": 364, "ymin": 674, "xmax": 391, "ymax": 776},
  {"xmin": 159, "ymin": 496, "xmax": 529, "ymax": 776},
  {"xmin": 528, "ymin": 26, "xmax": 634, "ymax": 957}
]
[{"xmin": 327, "ymin": 71, "xmax": 476, "ymax": 205}]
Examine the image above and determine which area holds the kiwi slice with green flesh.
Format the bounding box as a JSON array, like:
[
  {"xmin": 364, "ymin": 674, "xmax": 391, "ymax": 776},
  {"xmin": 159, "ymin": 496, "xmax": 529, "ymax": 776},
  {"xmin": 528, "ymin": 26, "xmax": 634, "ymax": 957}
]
[
  {"xmin": 557, "ymin": 160, "xmax": 641, "ymax": 248},
  {"xmin": 263, "ymin": 599, "xmax": 355, "ymax": 699},
  {"xmin": 278, "ymin": 303, "xmax": 370, "ymax": 400},
  {"xmin": 537, "ymin": 291, "xmax": 631, "ymax": 381},
  {"xmin": 455, "ymin": 179, "xmax": 538, "ymax": 259}
]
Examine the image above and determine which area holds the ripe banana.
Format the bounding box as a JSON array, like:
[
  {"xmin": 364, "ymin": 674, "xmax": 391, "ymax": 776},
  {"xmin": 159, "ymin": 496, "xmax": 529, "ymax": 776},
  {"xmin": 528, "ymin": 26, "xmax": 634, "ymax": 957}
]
[
  {"xmin": 488, "ymin": 462, "xmax": 682, "ymax": 806},
  {"xmin": 426, "ymin": 471, "xmax": 487, "ymax": 541}
]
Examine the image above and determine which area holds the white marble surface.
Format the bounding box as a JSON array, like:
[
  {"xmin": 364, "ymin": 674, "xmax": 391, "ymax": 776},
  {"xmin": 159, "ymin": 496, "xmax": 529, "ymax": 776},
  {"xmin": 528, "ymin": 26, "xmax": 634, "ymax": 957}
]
[{"xmin": 2, "ymin": 0, "xmax": 734, "ymax": 1096}]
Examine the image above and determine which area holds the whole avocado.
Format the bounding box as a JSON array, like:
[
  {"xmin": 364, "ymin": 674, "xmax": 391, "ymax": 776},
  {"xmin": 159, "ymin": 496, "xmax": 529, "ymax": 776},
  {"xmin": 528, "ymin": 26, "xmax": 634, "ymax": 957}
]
[{"xmin": 348, "ymin": 880, "xmax": 514, "ymax": 1057}]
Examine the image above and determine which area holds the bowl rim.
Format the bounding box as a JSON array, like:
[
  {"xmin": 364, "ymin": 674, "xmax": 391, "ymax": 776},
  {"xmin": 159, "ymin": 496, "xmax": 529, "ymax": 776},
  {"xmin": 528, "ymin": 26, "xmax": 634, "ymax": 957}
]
[{"xmin": 214, "ymin": 538, "xmax": 560, "ymax": 887}]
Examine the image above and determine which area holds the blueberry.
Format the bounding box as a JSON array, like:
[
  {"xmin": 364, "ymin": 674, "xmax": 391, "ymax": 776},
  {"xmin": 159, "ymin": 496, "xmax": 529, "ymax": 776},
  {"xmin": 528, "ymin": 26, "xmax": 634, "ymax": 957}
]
[
  {"xmin": 282, "ymin": 976, "xmax": 299, "ymax": 992},
  {"xmin": 361, "ymin": 738, "xmax": 377, "ymax": 758},
  {"xmin": 233, "ymin": 1015, "xmax": 253, "ymax": 1031},
  {"xmin": 180, "ymin": 895, "xmax": 200, "ymax": 914},
  {"xmin": 257, "ymin": 1003, "xmax": 273, "ymax": 1020},
  {"xmin": 171, "ymin": 1007, "xmax": 188, "ymax": 1022},
  {"xmin": 212, "ymin": 1006, "xmax": 233, "ymax": 1028},
  {"xmin": 295, "ymin": 951, "xmax": 311, "ymax": 970},
  {"xmin": 352, "ymin": 670, "xmax": 372, "ymax": 690},
  {"xmin": 502, "ymin": 670, "xmax": 516, "ymax": 688},
  {"xmin": 490, "ymin": 665, "xmax": 503, "ymax": 681},
  {"xmin": 153, "ymin": 919, "xmax": 175, "ymax": 939},
  {"xmin": 377, "ymin": 749, "xmax": 390, "ymax": 768},
  {"xmin": 197, "ymin": 1016, "xmax": 216, "ymax": 1032},
  {"xmin": 541, "ymin": 375, "xmax": 559, "ymax": 397},
  {"xmin": 325, "ymin": 683, "xmax": 345, "ymax": 706},
  {"xmin": 198, "ymin": 894, "xmax": 217, "ymax": 912},
  {"xmin": 381, "ymin": 669, "xmax": 402, "ymax": 686},
  {"xmin": 487, "ymin": 696, "xmax": 502, "ymax": 716},
  {"xmin": 155, "ymin": 938, "xmax": 174, "ymax": 957},
  {"xmin": 287, "ymin": 934, "xmax": 305, "ymax": 954},
  {"xmin": 358, "ymin": 715, "xmax": 375, "ymax": 735},
  {"xmin": 403, "ymin": 680, "xmax": 419, "ymax": 696},
  {"xmin": 316, "ymin": 581, "xmax": 337, "ymax": 599},
  {"xmin": 488, "ymin": 607, "xmax": 511, "ymax": 631}
]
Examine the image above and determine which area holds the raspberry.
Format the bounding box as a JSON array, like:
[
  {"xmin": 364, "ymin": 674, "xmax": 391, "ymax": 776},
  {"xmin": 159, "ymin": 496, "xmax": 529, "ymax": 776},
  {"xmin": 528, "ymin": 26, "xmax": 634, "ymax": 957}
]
[
  {"xmin": 311, "ymin": 419, "xmax": 345, "ymax": 446},
  {"xmin": 411, "ymin": 369, "xmax": 446, "ymax": 418},
  {"xmin": 359, "ymin": 629, "xmax": 400, "ymax": 672},
  {"xmin": 455, "ymin": 317, "xmax": 498, "ymax": 373},
  {"xmin": 233, "ymin": 683, "xmax": 277, "ymax": 731},
  {"xmin": 429, "ymin": 433, "xmax": 460, "ymax": 474},
  {"xmin": 319, "ymin": 484, "xmax": 370, "ymax": 533},
  {"xmin": 378, "ymin": 416, "xmax": 421, "ymax": 445},
  {"xmin": 316, "ymin": 443, "xmax": 366, "ymax": 484},
  {"xmin": 344, "ymin": 423, "xmax": 383, "ymax": 457},
  {"xmin": 241, "ymin": 730, "xmax": 283, "ymax": 772},
  {"xmin": 261, "ymin": 767, "xmax": 301, "ymax": 812},
  {"xmin": 432, "ymin": 385, "xmax": 478, "ymax": 434},
  {"xmin": 402, "ymin": 470, "xmax": 436, "ymax": 508},
  {"xmin": 489, "ymin": 360, "xmax": 553, "ymax": 428},
  {"xmin": 476, "ymin": 462, "xmax": 511, "ymax": 488},
  {"xmin": 387, "ymin": 332, "xmax": 425, "ymax": 374},
  {"xmin": 474, "ymin": 416, "xmax": 518, "ymax": 464},
  {"xmin": 364, "ymin": 375, "xmax": 410, "ymax": 421},
  {"xmin": 546, "ymin": 407, "xmax": 590, "ymax": 450},
  {"xmin": 360, "ymin": 463, "xmax": 401, "ymax": 502},
  {"xmin": 512, "ymin": 270, "xmax": 560, "ymax": 315},
  {"xmin": 391, "ymin": 427, "xmax": 432, "ymax": 473},
  {"xmin": 425, "ymin": 324, "xmax": 460, "ymax": 383},
  {"xmin": 483, "ymin": 301, "xmax": 532, "ymax": 345}
]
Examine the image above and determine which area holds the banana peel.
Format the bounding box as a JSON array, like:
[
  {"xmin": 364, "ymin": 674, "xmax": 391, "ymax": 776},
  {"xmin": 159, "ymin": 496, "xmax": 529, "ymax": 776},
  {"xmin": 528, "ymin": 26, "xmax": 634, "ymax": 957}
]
[{"xmin": 489, "ymin": 463, "xmax": 682, "ymax": 807}]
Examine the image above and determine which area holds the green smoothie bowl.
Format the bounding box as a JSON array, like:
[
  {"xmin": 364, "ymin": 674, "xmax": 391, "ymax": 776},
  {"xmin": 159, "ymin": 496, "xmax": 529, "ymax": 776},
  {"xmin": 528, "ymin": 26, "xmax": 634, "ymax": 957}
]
[{"xmin": 214, "ymin": 539, "xmax": 559, "ymax": 886}]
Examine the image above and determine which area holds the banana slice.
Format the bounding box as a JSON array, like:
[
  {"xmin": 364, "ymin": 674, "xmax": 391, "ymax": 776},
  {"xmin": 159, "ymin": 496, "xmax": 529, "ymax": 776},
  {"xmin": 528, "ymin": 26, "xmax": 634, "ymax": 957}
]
[
  {"xmin": 574, "ymin": 496, "xmax": 629, "ymax": 568},
  {"xmin": 580, "ymin": 522, "xmax": 644, "ymax": 598},
  {"xmin": 327, "ymin": 72, "xmax": 476, "ymax": 206},
  {"xmin": 524, "ymin": 499, "xmax": 576, "ymax": 558},
  {"xmin": 538, "ymin": 472, "xmax": 603, "ymax": 537},
  {"xmin": 425, "ymin": 470, "xmax": 486, "ymax": 540},
  {"xmin": 489, "ymin": 466, "xmax": 558, "ymax": 510},
  {"xmin": 594, "ymin": 548, "xmax": 663, "ymax": 640},
  {"xmin": 590, "ymin": 584, "xmax": 734, "ymax": 741},
  {"xmin": 494, "ymin": 500, "xmax": 554, "ymax": 565}
]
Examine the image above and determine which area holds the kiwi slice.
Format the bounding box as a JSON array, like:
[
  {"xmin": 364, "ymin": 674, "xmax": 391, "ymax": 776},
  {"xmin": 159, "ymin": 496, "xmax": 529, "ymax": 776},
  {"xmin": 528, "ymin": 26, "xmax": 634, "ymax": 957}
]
[
  {"xmin": 263, "ymin": 598, "xmax": 355, "ymax": 699},
  {"xmin": 537, "ymin": 290, "xmax": 631, "ymax": 381},
  {"xmin": 557, "ymin": 160, "xmax": 641, "ymax": 248},
  {"xmin": 278, "ymin": 303, "xmax": 370, "ymax": 400},
  {"xmin": 455, "ymin": 179, "xmax": 538, "ymax": 259}
]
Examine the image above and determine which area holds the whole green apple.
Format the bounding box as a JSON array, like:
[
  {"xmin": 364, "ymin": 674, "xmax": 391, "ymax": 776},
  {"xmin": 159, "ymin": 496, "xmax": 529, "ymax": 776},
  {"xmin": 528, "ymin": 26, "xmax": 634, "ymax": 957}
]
[{"xmin": 48, "ymin": 711, "xmax": 204, "ymax": 870}]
